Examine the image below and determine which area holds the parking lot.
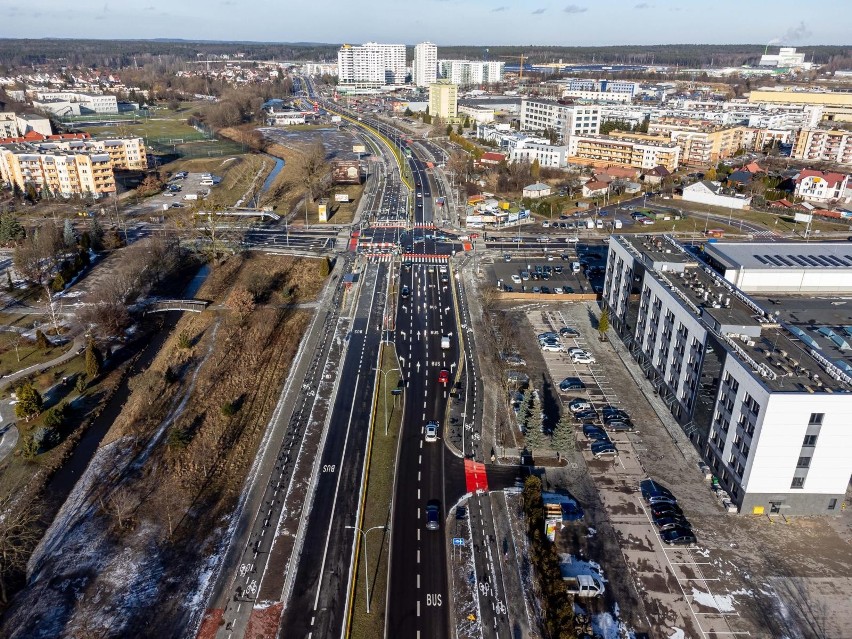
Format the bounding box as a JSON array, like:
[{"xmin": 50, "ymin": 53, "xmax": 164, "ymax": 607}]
[
  {"xmin": 506, "ymin": 302, "xmax": 852, "ymax": 639},
  {"xmin": 488, "ymin": 249, "xmax": 606, "ymax": 295}
]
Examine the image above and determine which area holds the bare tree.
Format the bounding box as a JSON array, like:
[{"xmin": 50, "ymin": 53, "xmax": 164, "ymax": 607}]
[
  {"xmin": 290, "ymin": 142, "xmax": 330, "ymax": 225},
  {"xmin": 226, "ymin": 286, "xmax": 255, "ymax": 323},
  {"xmin": 0, "ymin": 493, "xmax": 42, "ymax": 603},
  {"xmin": 107, "ymin": 487, "xmax": 136, "ymax": 530}
]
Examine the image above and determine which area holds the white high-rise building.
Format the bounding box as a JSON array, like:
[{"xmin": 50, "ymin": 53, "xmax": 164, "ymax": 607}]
[
  {"xmin": 519, "ymin": 99, "xmax": 601, "ymax": 142},
  {"xmin": 413, "ymin": 42, "xmax": 438, "ymax": 88},
  {"xmin": 438, "ymin": 60, "xmax": 504, "ymax": 87},
  {"xmin": 337, "ymin": 42, "xmax": 407, "ymax": 86}
]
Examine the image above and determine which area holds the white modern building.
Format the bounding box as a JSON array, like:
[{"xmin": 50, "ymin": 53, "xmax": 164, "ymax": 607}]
[
  {"xmin": 681, "ymin": 181, "xmax": 751, "ymax": 209},
  {"xmin": 758, "ymin": 47, "xmax": 812, "ymax": 70},
  {"xmin": 438, "ymin": 60, "xmax": 504, "ymax": 87},
  {"xmin": 520, "ymin": 99, "xmax": 600, "ymax": 143},
  {"xmin": 413, "ymin": 42, "xmax": 438, "ymax": 88},
  {"xmin": 32, "ymin": 90, "xmax": 118, "ymax": 114},
  {"xmin": 337, "ymin": 42, "xmax": 407, "ymax": 86},
  {"xmin": 509, "ymin": 139, "xmax": 569, "ymax": 168},
  {"xmin": 604, "ymin": 235, "xmax": 852, "ymax": 515}
]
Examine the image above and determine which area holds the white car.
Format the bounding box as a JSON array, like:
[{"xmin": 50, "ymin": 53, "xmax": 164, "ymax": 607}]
[
  {"xmin": 425, "ymin": 421, "xmax": 439, "ymax": 442},
  {"xmin": 542, "ymin": 342, "xmax": 564, "ymax": 353},
  {"xmin": 567, "ymin": 347, "xmax": 587, "ymax": 356},
  {"xmin": 566, "ymin": 236, "xmax": 580, "ymax": 244},
  {"xmin": 511, "ymin": 274, "xmax": 522, "ymax": 284},
  {"xmin": 572, "ymin": 352, "xmax": 596, "ymax": 364}
]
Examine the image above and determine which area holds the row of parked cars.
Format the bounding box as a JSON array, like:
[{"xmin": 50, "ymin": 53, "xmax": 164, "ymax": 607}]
[{"xmin": 640, "ymin": 479, "xmax": 697, "ymax": 545}]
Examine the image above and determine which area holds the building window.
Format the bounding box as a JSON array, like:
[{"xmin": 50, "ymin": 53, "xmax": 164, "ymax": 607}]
[
  {"xmin": 791, "ymin": 477, "xmax": 805, "ymax": 489},
  {"xmin": 809, "ymin": 413, "xmax": 824, "ymax": 426},
  {"xmin": 796, "ymin": 456, "xmax": 811, "ymax": 468},
  {"xmin": 828, "ymin": 499, "xmax": 838, "ymax": 510},
  {"xmin": 802, "ymin": 434, "xmax": 818, "ymax": 447}
]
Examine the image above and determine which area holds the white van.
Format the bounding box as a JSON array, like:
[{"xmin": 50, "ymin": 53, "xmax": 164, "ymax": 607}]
[{"xmin": 441, "ymin": 336, "xmax": 451, "ymax": 350}]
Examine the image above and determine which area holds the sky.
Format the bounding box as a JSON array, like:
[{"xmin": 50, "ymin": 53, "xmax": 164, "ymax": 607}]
[{"xmin": 2, "ymin": 0, "xmax": 850, "ymax": 47}]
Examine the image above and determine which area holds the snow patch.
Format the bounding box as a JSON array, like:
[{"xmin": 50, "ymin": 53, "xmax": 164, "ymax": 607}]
[
  {"xmin": 668, "ymin": 628, "xmax": 685, "ymax": 639},
  {"xmin": 690, "ymin": 587, "xmax": 737, "ymax": 612}
]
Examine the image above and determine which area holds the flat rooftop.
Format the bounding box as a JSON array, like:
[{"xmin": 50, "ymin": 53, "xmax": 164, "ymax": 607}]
[
  {"xmin": 704, "ymin": 241, "xmax": 852, "ymax": 271},
  {"xmin": 619, "ymin": 235, "xmax": 852, "ymax": 393}
]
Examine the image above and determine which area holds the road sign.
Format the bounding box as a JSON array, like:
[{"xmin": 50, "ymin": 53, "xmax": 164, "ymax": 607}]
[{"xmin": 452, "ymin": 537, "xmax": 465, "ymax": 546}]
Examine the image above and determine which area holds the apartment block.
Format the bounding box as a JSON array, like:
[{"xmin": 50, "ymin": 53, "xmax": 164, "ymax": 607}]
[
  {"xmin": 413, "ymin": 42, "xmax": 438, "ymax": 88},
  {"xmin": 0, "ymin": 144, "xmax": 116, "ymax": 197},
  {"xmin": 647, "ymin": 119, "xmax": 744, "ymax": 166},
  {"xmin": 428, "ymin": 81, "xmax": 458, "ymax": 120},
  {"xmin": 0, "ymin": 112, "xmax": 52, "ymax": 137},
  {"xmin": 520, "ymin": 99, "xmax": 600, "ymax": 143},
  {"xmin": 438, "ymin": 60, "xmax": 504, "ymax": 86},
  {"xmin": 509, "ymin": 139, "xmax": 569, "ymax": 168},
  {"xmin": 566, "ymin": 133, "xmax": 680, "ymax": 171},
  {"xmin": 792, "ymin": 128, "xmax": 852, "ymax": 166},
  {"xmin": 337, "ymin": 43, "xmax": 406, "ymax": 86},
  {"xmin": 603, "ymin": 235, "xmax": 852, "ymax": 515}
]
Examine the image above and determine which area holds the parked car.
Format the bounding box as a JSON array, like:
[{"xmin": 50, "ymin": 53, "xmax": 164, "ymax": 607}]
[
  {"xmin": 425, "ymin": 500, "xmax": 441, "ymax": 531},
  {"xmin": 538, "ymin": 332, "xmax": 559, "ymax": 341},
  {"xmin": 574, "ymin": 409, "xmax": 599, "ymax": 422},
  {"xmin": 569, "ymin": 399, "xmax": 593, "ymax": 414},
  {"xmin": 559, "ymin": 377, "xmax": 586, "ymax": 391},
  {"xmin": 520, "ymin": 271, "xmax": 530, "ymax": 280},
  {"xmin": 591, "ymin": 440, "xmax": 618, "ymax": 458},
  {"xmin": 560, "ymin": 327, "xmax": 580, "ymax": 337},
  {"xmin": 542, "ymin": 342, "xmax": 563, "ymax": 353},
  {"xmin": 653, "ymin": 514, "xmax": 691, "ymax": 532},
  {"xmin": 661, "ymin": 527, "xmax": 697, "ymax": 546},
  {"xmin": 511, "ymin": 274, "xmax": 522, "ymax": 283},
  {"xmin": 641, "ymin": 479, "xmax": 676, "ymax": 503},
  {"xmin": 572, "ymin": 352, "xmax": 596, "ymax": 365},
  {"xmin": 649, "ymin": 502, "xmax": 684, "ymax": 519},
  {"xmin": 504, "ymin": 254, "xmax": 512, "ymax": 262},
  {"xmin": 604, "ymin": 419, "xmax": 634, "ymax": 432},
  {"xmin": 425, "ymin": 421, "xmax": 439, "ymax": 443},
  {"xmin": 582, "ymin": 424, "xmax": 610, "ymax": 441}
]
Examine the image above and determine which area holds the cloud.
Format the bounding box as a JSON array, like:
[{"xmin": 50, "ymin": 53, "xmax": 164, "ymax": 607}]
[
  {"xmin": 492, "ymin": 5, "xmax": 508, "ymax": 11},
  {"xmin": 563, "ymin": 4, "xmax": 587, "ymax": 14},
  {"xmin": 531, "ymin": 7, "xmax": 546, "ymax": 14},
  {"xmin": 143, "ymin": 5, "xmax": 155, "ymax": 10},
  {"xmin": 780, "ymin": 21, "xmax": 811, "ymax": 43},
  {"xmin": 634, "ymin": 2, "xmax": 651, "ymax": 8}
]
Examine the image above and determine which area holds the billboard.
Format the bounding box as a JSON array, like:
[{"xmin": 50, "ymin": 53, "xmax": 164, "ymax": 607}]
[
  {"xmin": 794, "ymin": 212, "xmax": 813, "ymax": 223},
  {"xmin": 318, "ymin": 199, "xmax": 329, "ymax": 223},
  {"xmin": 332, "ymin": 160, "xmax": 361, "ymax": 184},
  {"xmin": 352, "ymin": 145, "xmax": 366, "ymax": 154},
  {"xmin": 334, "ymin": 193, "xmax": 350, "ymax": 203}
]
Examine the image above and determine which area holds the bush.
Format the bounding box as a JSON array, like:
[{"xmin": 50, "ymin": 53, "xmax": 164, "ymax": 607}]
[
  {"xmin": 35, "ymin": 329, "xmax": 49, "ymax": 350},
  {"xmin": 43, "ymin": 403, "xmax": 67, "ymax": 429},
  {"xmin": 75, "ymin": 374, "xmax": 88, "ymax": 393},
  {"xmin": 221, "ymin": 401, "xmax": 238, "ymax": 417},
  {"xmin": 50, "ymin": 273, "xmax": 66, "ymax": 292},
  {"xmin": 319, "ymin": 257, "xmax": 330, "ymax": 277},
  {"xmin": 21, "ymin": 435, "xmax": 39, "ymax": 459},
  {"xmin": 177, "ymin": 331, "xmax": 192, "ymax": 350},
  {"xmin": 33, "ymin": 426, "xmax": 60, "ymax": 451},
  {"xmin": 167, "ymin": 427, "xmax": 192, "ymax": 450},
  {"xmin": 163, "ymin": 366, "xmax": 178, "ymax": 384}
]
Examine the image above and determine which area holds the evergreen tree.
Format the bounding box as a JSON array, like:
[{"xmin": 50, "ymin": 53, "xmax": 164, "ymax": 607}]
[
  {"xmin": 85, "ymin": 339, "xmax": 102, "ymax": 379},
  {"xmin": 598, "ymin": 307, "xmax": 610, "ymax": 340},
  {"xmin": 89, "ymin": 217, "xmax": 104, "ymax": 251},
  {"xmin": 35, "ymin": 329, "xmax": 49, "ymax": 350},
  {"xmin": 63, "ymin": 219, "xmax": 76, "ymax": 248},
  {"xmin": 551, "ymin": 412, "xmax": 575, "ymax": 455},
  {"xmin": 525, "ymin": 391, "xmax": 546, "ymax": 450},
  {"xmin": 5, "ymin": 270, "xmax": 13, "ymax": 292},
  {"xmin": 14, "ymin": 381, "xmax": 43, "ymax": 420}
]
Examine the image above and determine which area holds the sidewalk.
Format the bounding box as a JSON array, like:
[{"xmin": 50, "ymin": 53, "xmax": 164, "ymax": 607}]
[{"xmin": 0, "ymin": 333, "xmax": 85, "ymax": 393}]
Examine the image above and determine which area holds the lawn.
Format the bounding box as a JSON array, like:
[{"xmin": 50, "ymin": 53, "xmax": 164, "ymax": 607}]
[
  {"xmin": 0, "ymin": 338, "xmax": 74, "ymax": 379},
  {"xmin": 348, "ymin": 343, "xmax": 402, "ymax": 639}
]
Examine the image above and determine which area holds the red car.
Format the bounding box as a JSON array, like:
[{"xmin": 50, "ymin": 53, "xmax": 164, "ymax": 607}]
[{"xmin": 437, "ymin": 369, "xmax": 450, "ymax": 385}]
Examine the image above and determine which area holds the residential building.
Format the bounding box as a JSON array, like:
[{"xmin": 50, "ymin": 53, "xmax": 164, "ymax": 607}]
[
  {"xmin": 0, "ymin": 112, "xmax": 52, "ymax": 138},
  {"xmin": 428, "ymin": 80, "xmax": 458, "ymax": 120},
  {"xmin": 566, "ymin": 134, "xmax": 680, "ymax": 172},
  {"xmin": 413, "ymin": 42, "xmax": 438, "ymax": 88},
  {"xmin": 582, "ymin": 180, "xmax": 609, "ymax": 198},
  {"xmin": 792, "ymin": 129, "xmax": 852, "ymax": 166},
  {"xmin": 603, "ymin": 235, "xmax": 852, "ymax": 515},
  {"xmin": 794, "ymin": 170, "xmax": 850, "ymax": 204},
  {"xmin": 682, "ymin": 181, "xmax": 751, "ymax": 209},
  {"xmin": 32, "ymin": 90, "xmax": 119, "ymax": 114},
  {"xmin": 337, "ymin": 43, "xmax": 407, "ymax": 86},
  {"xmin": 522, "ymin": 183, "xmax": 551, "ymax": 199},
  {"xmin": 758, "ymin": 47, "xmax": 812, "ymax": 70},
  {"xmin": 0, "ymin": 113, "xmax": 18, "ymax": 137},
  {"xmin": 0, "ymin": 144, "xmax": 115, "ymax": 197},
  {"xmin": 458, "ymin": 104, "xmax": 495, "ymax": 124},
  {"xmin": 438, "ymin": 60, "xmax": 504, "ymax": 87},
  {"xmin": 509, "ymin": 139, "xmax": 569, "ymax": 168},
  {"xmin": 520, "ymin": 99, "xmax": 601, "ymax": 142},
  {"xmin": 648, "ymin": 119, "xmax": 744, "ymax": 166},
  {"xmin": 558, "ymin": 78, "xmax": 640, "ymax": 100}
]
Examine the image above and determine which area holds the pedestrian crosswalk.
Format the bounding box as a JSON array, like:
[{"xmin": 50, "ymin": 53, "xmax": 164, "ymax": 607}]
[
  {"xmin": 413, "ymin": 222, "xmax": 437, "ymax": 229},
  {"xmin": 752, "ymin": 230, "xmax": 780, "ymax": 238},
  {"xmin": 363, "ymin": 253, "xmax": 451, "ymax": 263}
]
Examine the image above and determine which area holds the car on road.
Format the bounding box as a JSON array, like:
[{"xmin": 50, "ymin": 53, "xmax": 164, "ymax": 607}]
[
  {"xmin": 401, "ymin": 285, "xmax": 410, "ymax": 297},
  {"xmin": 560, "ymin": 327, "xmax": 580, "ymax": 337},
  {"xmin": 437, "ymin": 369, "xmax": 450, "ymax": 385},
  {"xmin": 590, "ymin": 440, "xmax": 618, "ymax": 458},
  {"xmin": 582, "ymin": 424, "xmax": 610, "ymax": 441},
  {"xmin": 504, "ymin": 254, "xmax": 512, "ymax": 262},
  {"xmin": 559, "ymin": 377, "xmax": 586, "ymax": 391},
  {"xmin": 661, "ymin": 527, "xmax": 697, "ymax": 546},
  {"xmin": 425, "ymin": 421, "xmax": 439, "ymax": 442},
  {"xmin": 566, "ymin": 236, "xmax": 580, "ymax": 244},
  {"xmin": 425, "ymin": 500, "xmax": 441, "ymax": 531}
]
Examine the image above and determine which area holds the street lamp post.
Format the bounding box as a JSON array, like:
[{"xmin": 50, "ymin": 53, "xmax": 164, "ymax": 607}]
[
  {"xmin": 345, "ymin": 524, "xmax": 387, "ymax": 614},
  {"xmin": 373, "ymin": 366, "xmax": 401, "ymax": 435}
]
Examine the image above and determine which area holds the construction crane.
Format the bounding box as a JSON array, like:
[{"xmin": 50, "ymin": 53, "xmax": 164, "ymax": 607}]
[{"xmin": 498, "ymin": 53, "xmax": 527, "ymax": 81}]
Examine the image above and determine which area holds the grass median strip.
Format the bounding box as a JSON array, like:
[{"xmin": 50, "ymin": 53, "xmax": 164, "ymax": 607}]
[{"xmin": 349, "ymin": 343, "xmax": 402, "ymax": 637}]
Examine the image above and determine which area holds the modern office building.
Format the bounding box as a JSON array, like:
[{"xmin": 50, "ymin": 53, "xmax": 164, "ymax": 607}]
[
  {"xmin": 337, "ymin": 42, "xmax": 407, "ymax": 86},
  {"xmin": 603, "ymin": 235, "xmax": 852, "ymax": 515},
  {"xmin": 428, "ymin": 80, "xmax": 458, "ymax": 120},
  {"xmin": 438, "ymin": 60, "xmax": 504, "ymax": 87},
  {"xmin": 520, "ymin": 99, "xmax": 601, "ymax": 142},
  {"xmin": 509, "ymin": 139, "xmax": 570, "ymax": 168},
  {"xmin": 32, "ymin": 90, "xmax": 119, "ymax": 114},
  {"xmin": 413, "ymin": 42, "xmax": 438, "ymax": 88}
]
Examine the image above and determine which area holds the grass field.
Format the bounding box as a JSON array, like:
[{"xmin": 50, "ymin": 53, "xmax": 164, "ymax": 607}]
[{"xmin": 349, "ymin": 344, "xmax": 402, "ymax": 639}]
